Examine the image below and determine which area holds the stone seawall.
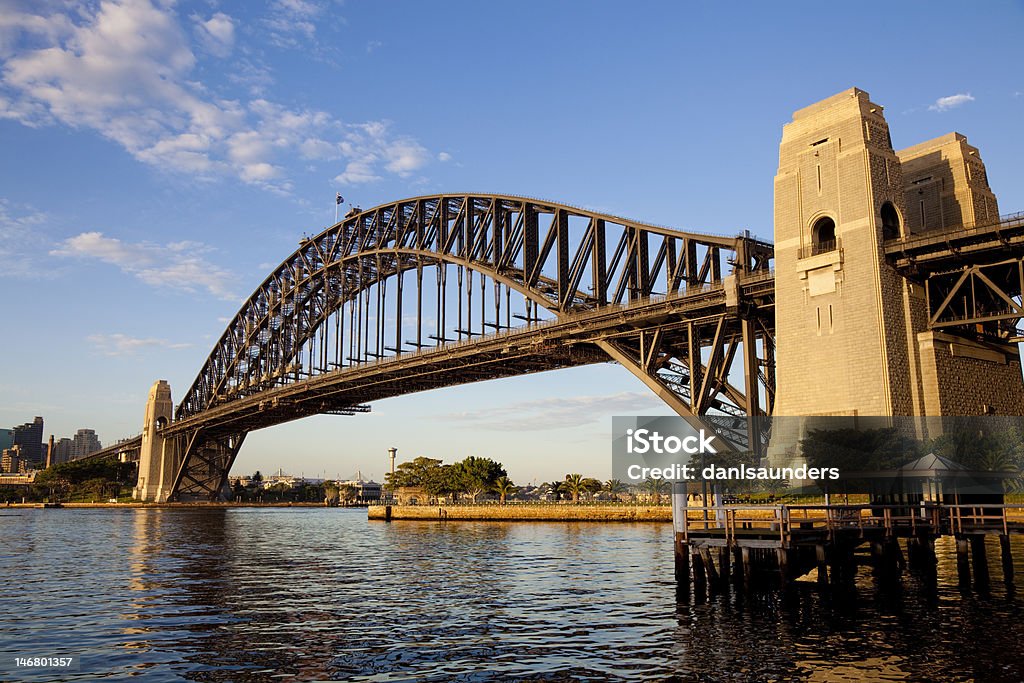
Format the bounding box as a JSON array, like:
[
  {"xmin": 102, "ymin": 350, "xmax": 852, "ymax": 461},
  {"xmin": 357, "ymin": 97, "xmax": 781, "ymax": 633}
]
[{"xmin": 367, "ymin": 504, "xmax": 672, "ymax": 522}]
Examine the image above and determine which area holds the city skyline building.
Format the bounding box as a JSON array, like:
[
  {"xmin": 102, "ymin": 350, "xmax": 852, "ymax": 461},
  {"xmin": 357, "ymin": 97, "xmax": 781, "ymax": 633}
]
[
  {"xmin": 12, "ymin": 417, "xmax": 43, "ymax": 467},
  {"xmin": 70, "ymin": 428, "xmax": 103, "ymax": 460}
]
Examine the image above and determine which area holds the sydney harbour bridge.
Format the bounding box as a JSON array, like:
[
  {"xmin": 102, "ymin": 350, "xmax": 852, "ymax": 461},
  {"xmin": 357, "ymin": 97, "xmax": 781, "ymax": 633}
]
[
  {"xmin": 88, "ymin": 192, "xmax": 1024, "ymax": 501},
  {"xmin": 85, "ymin": 89, "xmax": 1024, "ymax": 502}
]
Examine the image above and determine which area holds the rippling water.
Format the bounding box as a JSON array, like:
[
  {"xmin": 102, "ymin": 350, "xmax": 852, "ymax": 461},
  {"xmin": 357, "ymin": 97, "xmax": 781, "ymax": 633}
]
[{"xmin": 1, "ymin": 508, "xmax": 1022, "ymax": 682}]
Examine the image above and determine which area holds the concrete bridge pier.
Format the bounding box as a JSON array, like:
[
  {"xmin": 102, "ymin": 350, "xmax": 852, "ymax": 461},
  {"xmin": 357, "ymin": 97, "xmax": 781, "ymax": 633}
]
[{"xmin": 133, "ymin": 380, "xmax": 177, "ymax": 502}]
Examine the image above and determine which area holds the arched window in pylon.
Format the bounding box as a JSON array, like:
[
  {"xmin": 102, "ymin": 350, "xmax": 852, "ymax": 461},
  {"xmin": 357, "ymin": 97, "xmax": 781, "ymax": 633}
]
[
  {"xmin": 811, "ymin": 216, "xmax": 836, "ymax": 255},
  {"xmin": 880, "ymin": 201, "xmax": 901, "ymax": 240}
]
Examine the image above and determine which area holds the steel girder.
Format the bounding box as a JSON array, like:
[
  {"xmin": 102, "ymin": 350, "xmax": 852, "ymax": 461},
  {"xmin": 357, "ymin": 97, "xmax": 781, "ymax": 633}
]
[
  {"xmin": 885, "ymin": 212, "xmax": 1024, "ymax": 343},
  {"xmin": 165, "ymin": 194, "xmax": 775, "ymax": 500}
]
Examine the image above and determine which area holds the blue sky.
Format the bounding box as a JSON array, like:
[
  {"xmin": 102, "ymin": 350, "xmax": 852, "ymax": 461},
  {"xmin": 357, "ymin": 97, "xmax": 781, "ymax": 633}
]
[{"xmin": 2, "ymin": 0, "xmax": 1023, "ymax": 483}]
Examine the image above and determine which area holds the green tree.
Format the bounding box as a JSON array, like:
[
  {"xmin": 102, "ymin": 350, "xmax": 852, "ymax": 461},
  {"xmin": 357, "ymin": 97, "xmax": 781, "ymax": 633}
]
[
  {"xmin": 604, "ymin": 479, "xmax": 626, "ymax": 496},
  {"xmin": 581, "ymin": 478, "xmax": 603, "ymax": 500},
  {"xmin": 337, "ymin": 483, "xmax": 358, "ymax": 503},
  {"xmin": 642, "ymin": 478, "xmax": 667, "ymax": 504},
  {"xmin": 492, "ymin": 475, "xmax": 517, "ymax": 504},
  {"xmin": 563, "ymin": 473, "xmax": 585, "ymax": 503},
  {"xmin": 384, "ymin": 456, "xmax": 444, "ymax": 490},
  {"xmin": 454, "ymin": 457, "xmax": 507, "ymax": 502}
]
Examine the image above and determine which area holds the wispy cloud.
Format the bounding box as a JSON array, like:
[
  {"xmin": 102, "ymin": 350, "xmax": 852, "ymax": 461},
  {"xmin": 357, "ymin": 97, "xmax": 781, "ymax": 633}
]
[
  {"xmin": 928, "ymin": 93, "xmax": 975, "ymax": 112},
  {"xmin": 87, "ymin": 333, "xmax": 192, "ymax": 357},
  {"xmin": 0, "ymin": 0, "xmax": 432, "ymax": 192},
  {"xmin": 263, "ymin": 0, "xmax": 338, "ymax": 49},
  {"xmin": 51, "ymin": 231, "xmax": 239, "ymax": 300},
  {"xmin": 439, "ymin": 392, "xmax": 667, "ymax": 432},
  {"xmin": 192, "ymin": 12, "xmax": 235, "ymax": 58},
  {"xmin": 0, "ymin": 198, "xmax": 52, "ymax": 278},
  {"xmin": 334, "ymin": 121, "xmax": 430, "ymax": 185},
  {"xmin": 366, "ymin": 40, "xmax": 383, "ymax": 55}
]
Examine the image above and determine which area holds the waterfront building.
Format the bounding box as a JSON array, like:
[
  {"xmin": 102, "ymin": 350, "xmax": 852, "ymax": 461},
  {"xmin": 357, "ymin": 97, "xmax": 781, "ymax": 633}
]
[
  {"xmin": 12, "ymin": 417, "xmax": 43, "ymax": 467},
  {"xmin": 339, "ymin": 477, "xmax": 382, "ymax": 501}
]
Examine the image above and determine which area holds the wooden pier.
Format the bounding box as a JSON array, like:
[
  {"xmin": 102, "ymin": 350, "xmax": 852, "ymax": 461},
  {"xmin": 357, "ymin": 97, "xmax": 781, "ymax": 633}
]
[{"xmin": 673, "ymin": 502, "xmax": 1024, "ymax": 595}]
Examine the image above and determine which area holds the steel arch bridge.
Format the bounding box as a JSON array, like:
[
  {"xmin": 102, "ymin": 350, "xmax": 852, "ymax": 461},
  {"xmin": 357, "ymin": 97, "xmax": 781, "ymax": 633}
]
[{"xmin": 144, "ymin": 194, "xmax": 777, "ymax": 500}]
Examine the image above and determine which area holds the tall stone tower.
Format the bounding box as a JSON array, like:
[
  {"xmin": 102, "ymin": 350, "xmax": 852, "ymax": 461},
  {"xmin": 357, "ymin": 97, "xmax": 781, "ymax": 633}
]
[
  {"xmin": 771, "ymin": 87, "xmax": 1024, "ymax": 426},
  {"xmin": 773, "ymin": 88, "xmax": 916, "ymax": 418},
  {"xmin": 134, "ymin": 380, "xmax": 175, "ymax": 502}
]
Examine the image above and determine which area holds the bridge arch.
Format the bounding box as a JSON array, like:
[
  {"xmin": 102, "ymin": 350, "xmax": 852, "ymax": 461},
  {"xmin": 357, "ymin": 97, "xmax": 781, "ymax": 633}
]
[{"xmin": 164, "ymin": 194, "xmax": 775, "ymax": 501}]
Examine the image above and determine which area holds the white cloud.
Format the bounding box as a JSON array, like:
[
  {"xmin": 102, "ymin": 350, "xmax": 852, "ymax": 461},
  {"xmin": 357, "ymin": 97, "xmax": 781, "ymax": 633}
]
[
  {"xmin": 263, "ymin": 0, "xmax": 327, "ymax": 49},
  {"xmin": 366, "ymin": 40, "xmax": 382, "ymax": 54},
  {"xmin": 928, "ymin": 93, "xmax": 975, "ymax": 112},
  {"xmin": 438, "ymin": 151, "xmax": 452, "ymax": 162},
  {"xmin": 0, "ymin": 1, "xmax": 433, "ymax": 191},
  {"xmin": 193, "ymin": 12, "xmax": 235, "ymax": 58},
  {"xmin": 87, "ymin": 333, "xmax": 192, "ymax": 356},
  {"xmin": 334, "ymin": 122, "xmax": 430, "ymax": 185},
  {"xmin": 51, "ymin": 231, "xmax": 239, "ymax": 300},
  {"xmin": 439, "ymin": 392, "xmax": 665, "ymax": 432}
]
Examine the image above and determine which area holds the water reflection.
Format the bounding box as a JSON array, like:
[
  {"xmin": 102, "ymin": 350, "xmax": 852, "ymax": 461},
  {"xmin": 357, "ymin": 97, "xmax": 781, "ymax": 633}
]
[{"xmin": 0, "ymin": 508, "xmax": 1021, "ymax": 682}]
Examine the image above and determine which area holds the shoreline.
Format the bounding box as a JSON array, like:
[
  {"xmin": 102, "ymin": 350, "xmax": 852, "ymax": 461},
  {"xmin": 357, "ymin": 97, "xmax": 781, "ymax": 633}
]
[
  {"xmin": 1, "ymin": 502, "xmax": 354, "ymax": 509},
  {"xmin": 368, "ymin": 503, "xmax": 672, "ymax": 522}
]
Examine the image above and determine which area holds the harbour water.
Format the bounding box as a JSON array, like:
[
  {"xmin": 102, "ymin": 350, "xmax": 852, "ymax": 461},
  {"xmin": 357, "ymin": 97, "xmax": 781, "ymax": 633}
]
[{"xmin": 1, "ymin": 507, "xmax": 1022, "ymax": 682}]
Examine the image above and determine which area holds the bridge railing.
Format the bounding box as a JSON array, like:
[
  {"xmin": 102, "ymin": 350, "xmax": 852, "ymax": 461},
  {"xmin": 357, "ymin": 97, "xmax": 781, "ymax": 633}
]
[{"xmin": 885, "ymin": 210, "xmax": 1024, "ymax": 250}]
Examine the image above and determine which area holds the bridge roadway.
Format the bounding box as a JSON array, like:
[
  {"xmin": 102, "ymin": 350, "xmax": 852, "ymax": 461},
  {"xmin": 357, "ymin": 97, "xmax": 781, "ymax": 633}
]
[{"xmin": 165, "ymin": 271, "xmax": 776, "ymax": 438}]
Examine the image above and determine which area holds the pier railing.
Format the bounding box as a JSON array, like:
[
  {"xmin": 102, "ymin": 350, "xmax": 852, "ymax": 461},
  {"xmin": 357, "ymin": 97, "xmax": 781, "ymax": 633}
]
[{"xmin": 681, "ymin": 503, "xmax": 1024, "ymax": 546}]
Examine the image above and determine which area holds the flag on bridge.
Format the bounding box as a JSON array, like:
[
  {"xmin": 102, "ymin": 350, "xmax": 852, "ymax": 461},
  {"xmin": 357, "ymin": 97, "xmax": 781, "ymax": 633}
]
[{"xmin": 336, "ymin": 193, "xmax": 344, "ymax": 205}]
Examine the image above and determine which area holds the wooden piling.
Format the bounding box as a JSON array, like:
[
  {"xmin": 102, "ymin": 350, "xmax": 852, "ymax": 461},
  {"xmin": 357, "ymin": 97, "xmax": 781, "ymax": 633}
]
[
  {"xmin": 999, "ymin": 534, "xmax": 1014, "ymax": 585},
  {"xmin": 731, "ymin": 545, "xmax": 744, "ymax": 588},
  {"xmin": 776, "ymin": 548, "xmax": 789, "ymax": 588},
  {"xmin": 717, "ymin": 546, "xmax": 731, "ymax": 590},
  {"xmin": 956, "ymin": 537, "xmax": 971, "ymax": 589},
  {"xmin": 970, "ymin": 535, "xmax": 989, "ymax": 587},
  {"xmin": 741, "ymin": 547, "xmax": 752, "ymax": 592},
  {"xmin": 815, "ymin": 544, "xmax": 828, "ymax": 586},
  {"xmin": 699, "ymin": 547, "xmax": 720, "ymax": 590},
  {"xmin": 674, "ymin": 534, "xmax": 689, "ymax": 586},
  {"xmin": 692, "ymin": 547, "xmax": 707, "ymax": 597}
]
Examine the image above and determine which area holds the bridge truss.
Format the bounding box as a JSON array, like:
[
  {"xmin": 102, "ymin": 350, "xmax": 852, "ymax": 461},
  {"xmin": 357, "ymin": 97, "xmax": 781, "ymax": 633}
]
[{"xmin": 160, "ymin": 194, "xmax": 775, "ymax": 500}]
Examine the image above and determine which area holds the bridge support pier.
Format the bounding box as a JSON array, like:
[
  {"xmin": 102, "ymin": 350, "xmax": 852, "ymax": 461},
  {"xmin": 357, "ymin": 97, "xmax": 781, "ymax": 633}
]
[{"xmin": 134, "ymin": 380, "xmax": 177, "ymax": 502}]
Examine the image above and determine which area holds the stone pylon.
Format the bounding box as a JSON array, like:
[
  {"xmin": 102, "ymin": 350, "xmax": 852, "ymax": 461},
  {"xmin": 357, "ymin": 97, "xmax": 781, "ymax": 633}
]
[{"xmin": 133, "ymin": 380, "xmax": 176, "ymax": 502}]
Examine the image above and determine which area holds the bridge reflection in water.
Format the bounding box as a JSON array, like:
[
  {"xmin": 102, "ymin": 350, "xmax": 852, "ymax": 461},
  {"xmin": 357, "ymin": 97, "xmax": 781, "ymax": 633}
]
[{"xmin": 4, "ymin": 507, "xmax": 1023, "ymax": 681}]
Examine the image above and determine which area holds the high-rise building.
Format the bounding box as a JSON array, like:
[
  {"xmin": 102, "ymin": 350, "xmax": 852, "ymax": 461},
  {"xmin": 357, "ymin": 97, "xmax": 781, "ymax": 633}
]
[
  {"xmin": 0, "ymin": 428, "xmax": 13, "ymax": 453},
  {"xmin": 13, "ymin": 417, "xmax": 43, "ymax": 467},
  {"xmin": 70, "ymin": 429, "xmax": 102, "ymax": 460},
  {"xmin": 1, "ymin": 446, "xmax": 27, "ymax": 474},
  {"xmin": 52, "ymin": 438, "xmax": 73, "ymax": 465}
]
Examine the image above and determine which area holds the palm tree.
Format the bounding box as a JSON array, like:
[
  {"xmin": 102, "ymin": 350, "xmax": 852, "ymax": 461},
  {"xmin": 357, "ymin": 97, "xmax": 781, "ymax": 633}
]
[
  {"xmin": 604, "ymin": 479, "xmax": 626, "ymax": 501},
  {"xmin": 642, "ymin": 478, "xmax": 667, "ymax": 504},
  {"xmin": 563, "ymin": 473, "xmax": 585, "ymax": 503},
  {"xmin": 493, "ymin": 476, "xmax": 517, "ymax": 504},
  {"xmin": 542, "ymin": 481, "xmax": 563, "ymax": 501}
]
